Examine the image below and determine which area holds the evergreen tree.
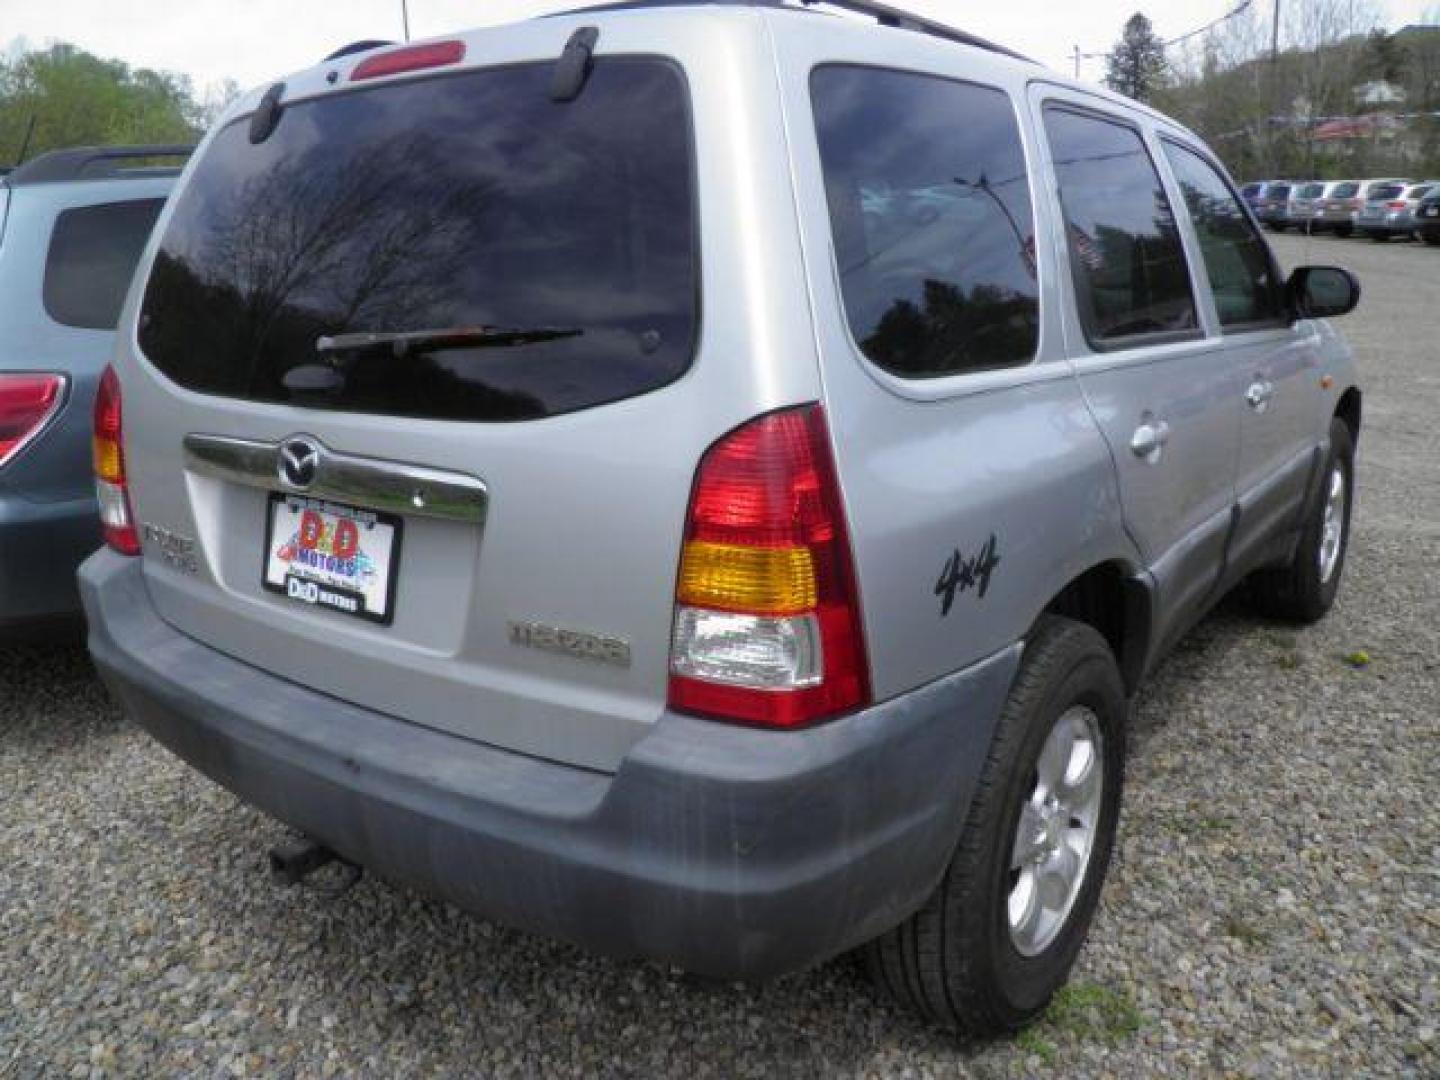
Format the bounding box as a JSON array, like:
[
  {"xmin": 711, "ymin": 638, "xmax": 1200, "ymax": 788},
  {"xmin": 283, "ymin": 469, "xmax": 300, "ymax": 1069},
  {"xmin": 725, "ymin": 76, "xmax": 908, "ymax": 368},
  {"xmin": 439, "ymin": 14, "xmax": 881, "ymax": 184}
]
[{"xmin": 1106, "ymin": 13, "xmax": 1169, "ymax": 103}]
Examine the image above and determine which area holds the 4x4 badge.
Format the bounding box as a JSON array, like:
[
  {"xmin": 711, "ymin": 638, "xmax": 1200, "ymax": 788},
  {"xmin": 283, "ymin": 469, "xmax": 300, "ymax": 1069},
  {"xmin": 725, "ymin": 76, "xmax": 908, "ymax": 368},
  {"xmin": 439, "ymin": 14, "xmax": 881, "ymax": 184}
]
[{"xmin": 935, "ymin": 534, "xmax": 1001, "ymax": 616}]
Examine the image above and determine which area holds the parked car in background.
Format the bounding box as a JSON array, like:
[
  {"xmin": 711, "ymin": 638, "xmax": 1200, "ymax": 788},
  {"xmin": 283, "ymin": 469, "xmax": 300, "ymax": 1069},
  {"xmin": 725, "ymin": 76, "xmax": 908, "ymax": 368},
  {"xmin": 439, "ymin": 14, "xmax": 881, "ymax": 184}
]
[
  {"xmin": 0, "ymin": 145, "xmax": 187, "ymax": 636},
  {"xmin": 1240, "ymin": 179, "xmax": 1282, "ymax": 215},
  {"xmin": 1256, "ymin": 181, "xmax": 1294, "ymax": 229},
  {"xmin": 1285, "ymin": 181, "xmax": 1326, "ymax": 232},
  {"xmin": 1314, "ymin": 178, "xmax": 1410, "ymax": 236},
  {"xmin": 79, "ymin": 2, "xmax": 1363, "ymax": 1037},
  {"xmin": 1415, "ymin": 188, "xmax": 1440, "ymax": 245},
  {"xmin": 1357, "ymin": 180, "xmax": 1438, "ymax": 241}
]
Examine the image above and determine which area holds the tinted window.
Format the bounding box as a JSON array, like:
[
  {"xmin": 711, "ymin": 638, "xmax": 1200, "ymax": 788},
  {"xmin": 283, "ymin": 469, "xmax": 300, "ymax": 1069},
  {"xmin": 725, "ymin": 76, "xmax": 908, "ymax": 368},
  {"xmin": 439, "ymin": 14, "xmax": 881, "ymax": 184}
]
[
  {"xmin": 1297, "ymin": 183, "xmax": 1325, "ymax": 198},
  {"xmin": 44, "ymin": 199, "xmax": 164, "ymax": 330},
  {"xmin": 1332, "ymin": 183, "xmax": 1359, "ymax": 198},
  {"xmin": 1162, "ymin": 142, "xmax": 1285, "ymax": 330},
  {"xmin": 811, "ymin": 66, "xmax": 1039, "ymax": 378},
  {"xmin": 1269, "ymin": 184, "xmax": 1291, "ymax": 199},
  {"xmin": 1371, "ymin": 183, "xmax": 1405, "ymax": 201},
  {"xmin": 1407, "ymin": 184, "xmax": 1433, "ymax": 199},
  {"xmin": 1240, "ymin": 183, "xmax": 1260, "ymax": 198},
  {"xmin": 1044, "ymin": 107, "xmax": 1196, "ymax": 346},
  {"xmin": 139, "ymin": 60, "xmax": 696, "ymax": 422}
]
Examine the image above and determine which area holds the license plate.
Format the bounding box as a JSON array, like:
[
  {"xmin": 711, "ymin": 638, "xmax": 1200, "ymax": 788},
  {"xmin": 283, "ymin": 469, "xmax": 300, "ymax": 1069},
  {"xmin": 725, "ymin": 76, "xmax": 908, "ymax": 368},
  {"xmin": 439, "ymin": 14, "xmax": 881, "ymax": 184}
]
[
  {"xmin": 1427, "ymin": 207, "xmax": 1439, "ymax": 217},
  {"xmin": 263, "ymin": 494, "xmax": 401, "ymax": 624}
]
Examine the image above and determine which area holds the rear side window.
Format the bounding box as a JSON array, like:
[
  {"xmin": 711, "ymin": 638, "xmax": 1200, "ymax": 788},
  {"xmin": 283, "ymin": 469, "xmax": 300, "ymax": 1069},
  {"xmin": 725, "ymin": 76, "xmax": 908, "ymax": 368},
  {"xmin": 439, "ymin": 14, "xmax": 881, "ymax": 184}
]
[
  {"xmin": 811, "ymin": 66, "xmax": 1039, "ymax": 379},
  {"xmin": 139, "ymin": 59, "xmax": 696, "ymax": 422},
  {"xmin": 44, "ymin": 199, "xmax": 164, "ymax": 330},
  {"xmin": 1043, "ymin": 106, "xmax": 1197, "ymax": 347},
  {"xmin": 1162, "ymin": 142, "xmax": 1285, "ymax": 330}
]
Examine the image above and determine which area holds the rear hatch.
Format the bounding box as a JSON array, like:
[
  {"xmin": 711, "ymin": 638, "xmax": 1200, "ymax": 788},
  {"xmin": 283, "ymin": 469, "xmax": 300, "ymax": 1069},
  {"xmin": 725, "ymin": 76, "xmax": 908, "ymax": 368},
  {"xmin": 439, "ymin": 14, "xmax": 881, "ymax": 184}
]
[
  {"xmin": 1361, "ymin": 182, "xmax": 1405, "ymax": 218},
  {"xmin": 117, "ymin": 18, "xmax": 819, "ymax": 771}
]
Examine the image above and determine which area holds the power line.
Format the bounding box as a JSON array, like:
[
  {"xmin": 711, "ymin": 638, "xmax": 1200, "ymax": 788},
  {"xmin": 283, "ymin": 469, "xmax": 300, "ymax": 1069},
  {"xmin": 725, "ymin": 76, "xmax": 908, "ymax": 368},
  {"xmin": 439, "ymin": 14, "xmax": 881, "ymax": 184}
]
[{"xmin": 1073, "ymin": 0, "xmax": 1257, "ymax": 78}]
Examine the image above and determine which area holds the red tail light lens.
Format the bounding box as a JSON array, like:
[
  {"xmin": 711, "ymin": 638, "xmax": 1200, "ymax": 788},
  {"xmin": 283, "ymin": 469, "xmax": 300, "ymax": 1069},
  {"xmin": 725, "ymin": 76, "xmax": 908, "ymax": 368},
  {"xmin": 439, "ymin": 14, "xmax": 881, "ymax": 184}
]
[
  {"xmin": 351, "ymin": 40, "xmax": 465, "ymax": 81},
  {"xmin": 1387, "ymin": 200, "xmax": 1407, "ymax": 210},
  {"xmin": 0, "ymin": 373, "xmax": 65, "ymax": 469},
  {"xmin": 92, "ymin": 365, "xmax": 140, "ymax": 555},
  {"xmin": 667, "ymin": 404, "xmax": 870, "ymax": 728}
]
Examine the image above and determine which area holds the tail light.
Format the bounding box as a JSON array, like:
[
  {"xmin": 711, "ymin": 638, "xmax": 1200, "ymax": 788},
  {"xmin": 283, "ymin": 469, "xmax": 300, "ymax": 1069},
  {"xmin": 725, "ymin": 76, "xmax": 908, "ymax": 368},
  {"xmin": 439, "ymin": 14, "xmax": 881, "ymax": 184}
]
[
  {"xmin": 92, "ymin": 365, "xmax": 139, "ymax": 555},
  {"xmin": 667, "ymin": 404, "xmax": 869, "ymax": 728},
  {"xmin": 0, "ymin": 373, "xmax": 65, "ymax": 469},
  {"xmin": 1387, "ymin": 200, "xmax": 1407, "ymax": 210}
]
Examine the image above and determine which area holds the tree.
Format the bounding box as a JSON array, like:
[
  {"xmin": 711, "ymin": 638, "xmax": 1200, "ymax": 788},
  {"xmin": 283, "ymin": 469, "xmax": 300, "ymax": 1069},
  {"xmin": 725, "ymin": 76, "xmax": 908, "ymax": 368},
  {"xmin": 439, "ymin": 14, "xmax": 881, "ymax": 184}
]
[
  {"xmin": 0, "ymin": 42, "xmax": 204, "ymax": 163},
  {"xmin": 1106, "ymin": 13, "xmax": 1169, "ymax": 103}
]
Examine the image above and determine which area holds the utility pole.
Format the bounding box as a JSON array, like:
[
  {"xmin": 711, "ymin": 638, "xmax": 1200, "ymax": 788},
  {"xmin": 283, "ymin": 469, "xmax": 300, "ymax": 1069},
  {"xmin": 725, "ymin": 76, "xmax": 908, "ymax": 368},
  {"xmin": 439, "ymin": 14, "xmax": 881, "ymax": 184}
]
[
  {"xmin": 1269, "ymin": 0, "xmax": 1282, "ymax": 176},
  {"xmin": 402, "ymin": 0, "xmax": 412, "ymax": 42}
]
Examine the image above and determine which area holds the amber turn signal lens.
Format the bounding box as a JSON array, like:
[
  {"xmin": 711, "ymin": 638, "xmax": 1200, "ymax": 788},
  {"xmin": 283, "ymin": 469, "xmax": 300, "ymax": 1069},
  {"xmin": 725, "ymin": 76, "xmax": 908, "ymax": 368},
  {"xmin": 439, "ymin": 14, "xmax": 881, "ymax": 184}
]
[{"xmin": 677, "ymin": 540, "xmax": 816, "ymax": 616}]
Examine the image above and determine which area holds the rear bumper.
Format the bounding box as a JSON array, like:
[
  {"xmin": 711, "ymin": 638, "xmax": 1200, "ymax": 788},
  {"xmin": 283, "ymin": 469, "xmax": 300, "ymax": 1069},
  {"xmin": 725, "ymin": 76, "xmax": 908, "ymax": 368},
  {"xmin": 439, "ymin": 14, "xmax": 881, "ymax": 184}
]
[
  {"xmin": 0, "ymin": 492, "xmax": 98, "ymax": 629},
  {"xmin": 80, "ymin": 550, "xmax": 1020, "ymax": 980}
]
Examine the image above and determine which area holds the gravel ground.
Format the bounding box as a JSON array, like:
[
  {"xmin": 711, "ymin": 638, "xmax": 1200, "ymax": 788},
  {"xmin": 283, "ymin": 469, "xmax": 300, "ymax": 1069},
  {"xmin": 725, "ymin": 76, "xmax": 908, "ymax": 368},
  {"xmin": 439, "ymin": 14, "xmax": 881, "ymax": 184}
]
[{"xmin": 1, "ymin": 233, "xmax": 1437, "ymax": 1077}]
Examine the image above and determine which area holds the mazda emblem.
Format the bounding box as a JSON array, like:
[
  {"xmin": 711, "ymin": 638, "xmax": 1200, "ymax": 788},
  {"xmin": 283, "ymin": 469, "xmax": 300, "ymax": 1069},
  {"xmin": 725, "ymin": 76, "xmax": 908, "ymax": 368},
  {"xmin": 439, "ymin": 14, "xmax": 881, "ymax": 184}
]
[{"xmin": 279, "ymin": 437, "xmax": 321, "ymax": 489}]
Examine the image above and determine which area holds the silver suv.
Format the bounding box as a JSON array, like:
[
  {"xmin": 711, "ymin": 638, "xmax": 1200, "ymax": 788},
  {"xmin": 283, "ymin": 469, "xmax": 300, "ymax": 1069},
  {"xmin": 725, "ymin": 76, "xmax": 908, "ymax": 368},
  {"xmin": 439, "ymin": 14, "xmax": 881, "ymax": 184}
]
[{"xmin": 80, "ymin": 1, "xmax": 1362, "ymax": 1035}]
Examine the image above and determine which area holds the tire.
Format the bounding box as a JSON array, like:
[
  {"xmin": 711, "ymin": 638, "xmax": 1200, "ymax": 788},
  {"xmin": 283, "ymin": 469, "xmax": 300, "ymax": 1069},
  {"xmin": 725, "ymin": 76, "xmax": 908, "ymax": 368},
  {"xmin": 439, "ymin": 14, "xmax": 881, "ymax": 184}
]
[
  {"xmin": 1423, "ymin": 232, "xmax": 1440, "ymax": 247},
  {"xmin": 1335, "ymin": 224, "xmax": 1353, "ymax": 238},
  {"xmin": 1266, "ymin": 222, "xmax": 1286, "ymax": 232},
  {"xmin": 860, "ymin": 616, "xmax": 1127, "ymax": 1035},
  {"xmin": 1250, "ymin": 417, "xmax": 1355, "ymax": 623},
  {"xmin": 1369, "ymin": 232, "xmax": 1389, "ymax": 242}
]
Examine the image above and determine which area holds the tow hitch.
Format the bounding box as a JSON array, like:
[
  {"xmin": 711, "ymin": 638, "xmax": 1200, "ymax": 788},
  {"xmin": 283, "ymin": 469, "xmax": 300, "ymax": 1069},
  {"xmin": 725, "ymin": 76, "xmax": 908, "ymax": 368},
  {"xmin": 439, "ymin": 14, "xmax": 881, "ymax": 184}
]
[{"xmin": 268, "ymin": 837, "xmax": 362, "ymax": 896}]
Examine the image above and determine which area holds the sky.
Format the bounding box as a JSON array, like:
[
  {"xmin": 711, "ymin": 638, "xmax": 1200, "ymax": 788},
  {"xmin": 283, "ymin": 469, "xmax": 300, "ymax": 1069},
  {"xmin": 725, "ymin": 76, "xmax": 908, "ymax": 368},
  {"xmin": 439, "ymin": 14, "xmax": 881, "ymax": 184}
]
[{"xmin": 1, "ymin": 0, "xmax": 1436, "ymax": 95}]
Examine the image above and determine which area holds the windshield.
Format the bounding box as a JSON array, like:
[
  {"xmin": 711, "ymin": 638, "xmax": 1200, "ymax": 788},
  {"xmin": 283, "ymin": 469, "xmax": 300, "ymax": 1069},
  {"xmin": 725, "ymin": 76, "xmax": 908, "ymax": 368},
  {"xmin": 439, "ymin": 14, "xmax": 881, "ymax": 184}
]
[{"xmin": 138, "ymin": 58, "xmax": 697, "ymax": 422}]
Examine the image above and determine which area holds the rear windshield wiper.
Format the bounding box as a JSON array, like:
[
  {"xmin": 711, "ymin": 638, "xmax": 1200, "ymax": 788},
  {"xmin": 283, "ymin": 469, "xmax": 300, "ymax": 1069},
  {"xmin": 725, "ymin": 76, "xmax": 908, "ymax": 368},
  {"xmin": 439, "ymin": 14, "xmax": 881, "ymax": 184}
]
[{"xmin": 316, "ymin": 325, "xmax": 582, "ymax": 359}]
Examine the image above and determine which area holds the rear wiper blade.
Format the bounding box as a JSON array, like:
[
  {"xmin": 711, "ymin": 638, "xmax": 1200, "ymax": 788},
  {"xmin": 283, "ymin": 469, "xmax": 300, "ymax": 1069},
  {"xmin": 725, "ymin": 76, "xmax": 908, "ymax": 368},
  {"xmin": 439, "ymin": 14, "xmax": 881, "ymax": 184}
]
[{"xmin": 316, "ymin": 325, "xmax": 582, "ymax": 358}]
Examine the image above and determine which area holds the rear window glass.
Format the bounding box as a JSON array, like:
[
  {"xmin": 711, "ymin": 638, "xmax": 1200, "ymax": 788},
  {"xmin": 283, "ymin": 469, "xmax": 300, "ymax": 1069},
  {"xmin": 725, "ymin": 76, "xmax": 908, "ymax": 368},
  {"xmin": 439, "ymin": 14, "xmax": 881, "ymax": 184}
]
[
  {"xmin": 1371, "ymin": 183, "xmax": 1405, "ymax": 201},
  {"xmin": 139, "ymin": 59, "xmax": 696, "ymax": 422},
  {"xmin": 1269, "ymin": 184, "xmax": 1291, "ymax": 199},
  {"xmin": 1240, "ymin": 183, "xmax": 1260, "ymax": 198},
  {"xmin": 1331, "ymin": 183, "xmax": 1359, "ymax": 198},
  {"xmin": 811, "ymin": 66, "xmax": 1039, "ymax": 378},
  {"xmin": 1297, "ymin": 183, "xmax": 1325, "ymax": 198},
  {"xmin": 1407, "ymin": 184, "xmax": 1433, "ymax": 199},
  {"xmin": 44, "ymin": 199, "xmax": 164, "ymax": 330}
]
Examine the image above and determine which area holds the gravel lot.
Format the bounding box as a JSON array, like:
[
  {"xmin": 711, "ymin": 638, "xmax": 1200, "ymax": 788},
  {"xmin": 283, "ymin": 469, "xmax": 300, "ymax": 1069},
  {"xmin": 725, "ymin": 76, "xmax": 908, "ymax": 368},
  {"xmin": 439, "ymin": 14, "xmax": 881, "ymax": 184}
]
[{"xmin": 2, "ymin": 233, "xmax": 1437, "ymax": 1077}]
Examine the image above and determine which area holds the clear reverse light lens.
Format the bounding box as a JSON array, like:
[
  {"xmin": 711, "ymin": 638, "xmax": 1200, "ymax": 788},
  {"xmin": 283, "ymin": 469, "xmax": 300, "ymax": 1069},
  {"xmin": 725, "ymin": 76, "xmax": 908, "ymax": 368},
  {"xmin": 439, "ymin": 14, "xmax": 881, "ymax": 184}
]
[
  {"xmin": 95, "ymin": 478, "xmax": 131, "ymax": 530},
  {"xmin": 670, "ymin": 606, "xmax": 822, "ymax": 690}
]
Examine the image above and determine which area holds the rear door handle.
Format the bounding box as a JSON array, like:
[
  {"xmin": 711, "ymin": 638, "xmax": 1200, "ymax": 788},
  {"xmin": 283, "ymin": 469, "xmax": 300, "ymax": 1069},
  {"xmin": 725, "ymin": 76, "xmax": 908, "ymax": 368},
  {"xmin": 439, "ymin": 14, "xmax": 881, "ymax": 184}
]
[
  {"xmin": 1130, "ymin": 419, "xmax": 1171, "ymax": 461},
  {"xmin": 1245, "ymin": 380, "xmax": 1274, "ymax": 411}
]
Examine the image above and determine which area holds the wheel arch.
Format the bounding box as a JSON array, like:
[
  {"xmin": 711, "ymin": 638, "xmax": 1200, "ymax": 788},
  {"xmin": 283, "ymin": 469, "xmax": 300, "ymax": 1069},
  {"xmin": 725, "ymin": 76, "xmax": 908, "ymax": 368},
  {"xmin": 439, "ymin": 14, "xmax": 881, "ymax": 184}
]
[
  {"xmin": 1039, "ymin": 561, "xmax": 1152, "ymax": 697},
  {"xmin": 1335, "ymin": 387, "xmax": 1362, "ymax": 447}
]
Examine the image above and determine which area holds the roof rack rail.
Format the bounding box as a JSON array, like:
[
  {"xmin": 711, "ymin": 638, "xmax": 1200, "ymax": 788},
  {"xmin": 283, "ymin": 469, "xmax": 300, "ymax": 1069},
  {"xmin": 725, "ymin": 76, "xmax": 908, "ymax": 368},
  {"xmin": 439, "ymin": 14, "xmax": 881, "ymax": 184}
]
[
  {"xmin": 5, "ymin": 144, "xmax": 194, "ymax": 188},
  {"xmin": 544, "ymin": 0, "xmax": 1033, "ymax": 63},
  {"xmin": 797, "ymin": 0, "xmax": 1033, "ymax": 61}
]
